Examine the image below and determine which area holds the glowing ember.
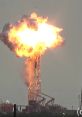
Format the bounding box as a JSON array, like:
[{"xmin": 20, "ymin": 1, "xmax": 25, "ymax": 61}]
[{"xmin": 7, "ymin": 12, "xmax": 63, "ymax": 58}]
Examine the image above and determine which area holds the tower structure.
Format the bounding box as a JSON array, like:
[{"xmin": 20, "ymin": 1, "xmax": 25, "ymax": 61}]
[{"xmin": 25, "ymin": 56, "xmax": 41, "ymax": 106}]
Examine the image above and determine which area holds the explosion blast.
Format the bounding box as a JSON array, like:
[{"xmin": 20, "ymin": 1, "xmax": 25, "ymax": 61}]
[{"xmin": 0, "ymin": 12, "xmax": 63, "ymax": 105}]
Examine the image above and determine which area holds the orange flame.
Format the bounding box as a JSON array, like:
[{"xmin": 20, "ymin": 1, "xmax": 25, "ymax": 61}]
[{"xmin": 8, "ymin": 12, "xmax": 63, "ymax": 58}]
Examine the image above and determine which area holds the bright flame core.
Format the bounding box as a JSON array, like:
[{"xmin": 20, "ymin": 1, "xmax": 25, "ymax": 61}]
[{"xmin": 8, "ymin": 12, "xmax": 63, "ymax": 58}]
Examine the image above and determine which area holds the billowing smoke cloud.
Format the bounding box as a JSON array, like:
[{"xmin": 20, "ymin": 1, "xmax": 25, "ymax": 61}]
[
  {"xmin": 0, "ymin": 13, "xmax": 63, "ymax": 58},
  {"xmin": 0, "ymin": 23, "xmax": 14, "ymax": 51}
]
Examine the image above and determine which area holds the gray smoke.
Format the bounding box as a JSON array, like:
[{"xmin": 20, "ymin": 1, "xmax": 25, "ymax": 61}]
[{"xmin": 0, "ymin": 23, "xmax": 14, "ymax": 51}]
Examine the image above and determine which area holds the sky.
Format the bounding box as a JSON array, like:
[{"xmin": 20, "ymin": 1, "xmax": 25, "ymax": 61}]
[{"xmin": 0, "ymin": 0, "xmax": 82, "ymax": 109}]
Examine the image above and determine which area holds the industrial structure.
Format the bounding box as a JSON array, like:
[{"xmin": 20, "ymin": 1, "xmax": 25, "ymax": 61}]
[{"xmin": 26, "ymin": 56, "xmax": 41, "ymax": 107}]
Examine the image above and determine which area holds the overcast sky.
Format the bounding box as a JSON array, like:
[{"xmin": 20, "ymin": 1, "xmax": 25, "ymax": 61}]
[{"xmin": 0, "ymin": 0, "xmax": 82, "ymax": 109}]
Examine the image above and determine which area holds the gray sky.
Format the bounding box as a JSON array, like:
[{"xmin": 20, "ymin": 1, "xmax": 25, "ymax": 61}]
[{"xmin": 0, "ymin": 0, "xmax": 82, "ymax": 109}]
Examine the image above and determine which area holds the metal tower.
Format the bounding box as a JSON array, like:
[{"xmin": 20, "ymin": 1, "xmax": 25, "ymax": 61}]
[{"xmin": 25, "ymin": 56, "xmax": 41, "ymax": 106}]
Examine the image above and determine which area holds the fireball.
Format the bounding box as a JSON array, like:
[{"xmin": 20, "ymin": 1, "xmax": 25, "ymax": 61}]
[{"xmin": 7, "ymin": 12, "xmax": 63, "ymax": 58}]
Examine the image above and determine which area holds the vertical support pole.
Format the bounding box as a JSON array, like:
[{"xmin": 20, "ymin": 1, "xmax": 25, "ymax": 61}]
[{"xmin": 13, "ymin": 104, "xmax": 16, "ymax": 117}]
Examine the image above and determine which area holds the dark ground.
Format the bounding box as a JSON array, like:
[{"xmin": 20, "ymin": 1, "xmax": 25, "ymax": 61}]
[{"xmin": 0, "ymin": 111, "xmax": 80, "ymax": 117}]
